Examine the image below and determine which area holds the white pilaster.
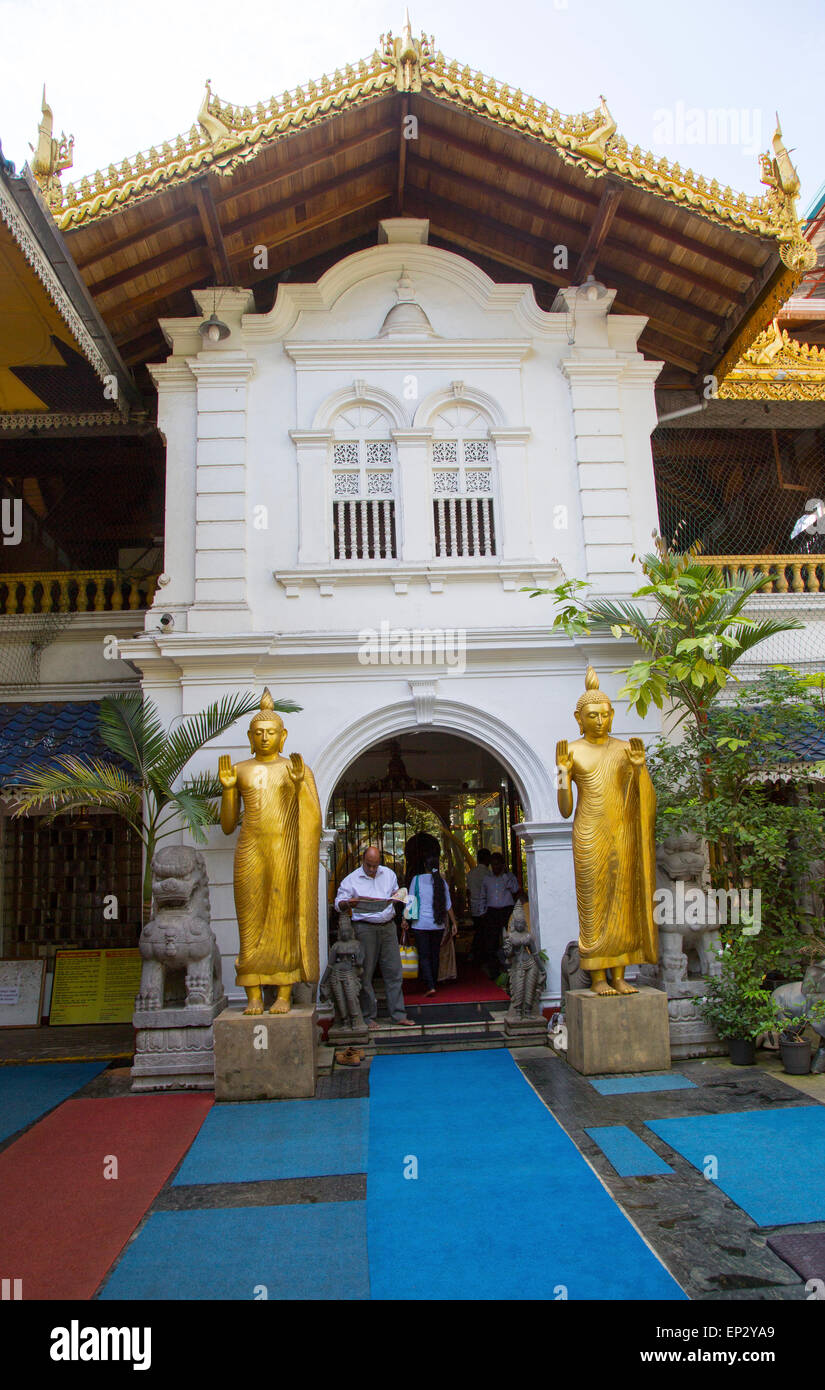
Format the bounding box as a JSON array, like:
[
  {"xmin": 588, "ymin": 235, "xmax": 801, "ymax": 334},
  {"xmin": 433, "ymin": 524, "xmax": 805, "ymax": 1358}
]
[
  {"xmin": 490, "ymin": 426, "xmax": 532, "ymax": 559},
  {"xmin": 516, "ymin": 820, "xmax": 577, "ymax": 1001},
  {"xmin": 290, "ymin": 430, "xmax": 333, "ymax": 566},
  {"xmin": 393, "ymin": 429, "xmax": 433, "ymax": 563},
  {"xmin": 147, "ymin": 361, "xmax": 197, "ymax": 612}
]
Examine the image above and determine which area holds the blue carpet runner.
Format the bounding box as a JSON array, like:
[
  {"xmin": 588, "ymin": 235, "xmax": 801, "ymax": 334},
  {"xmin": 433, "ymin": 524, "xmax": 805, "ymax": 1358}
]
[
  {"xmin": 367, "ymin": 1051, "xmax": 685, "ymax": 1300},
  {"xmin": 0, "ymin": 1062, "xmax": 106, "ymax": 1145},
  {"xmin": 647, "ymin": 1105, "xmax": 825, "ymax": 1226},
  {"xmin": 98, "ymin": 1204, "xmax": 369, "ymax": 1300},
  {"xmin": 589, "ymin": 1073, "xmax": 696, "ymax": 1095},
  {"xmin": 172, "ymin": 1098, "xmax": 367, "ymax": 1185},
  {"xmin": 585, "ymin": 1125, "xmax": 674, "ymax": 1176}
]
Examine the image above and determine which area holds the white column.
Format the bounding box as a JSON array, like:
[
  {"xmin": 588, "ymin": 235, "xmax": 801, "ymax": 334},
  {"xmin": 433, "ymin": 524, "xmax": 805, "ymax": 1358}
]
[
  {"xmin": 490, "ymin": 427, "xmax": 532, "ymax": 559},
  {"xmin": 393, "ymin": 429, "xmax": 433, "ymax": 563},
  {"xmin": 147, "ymin": 361, "xmax": 197, "ymax": 612},
  {"xmin": 290, "ymin": 430, "xmax": 333, "ymax": 566},
  {"xmin": 317, "ymin": 827, "xmax": 339, "ymax": 990},
  {"xmin": 515, "ymin": 821, "xmax": 577, "ymax": 1002},
  {"xmin": 188, "ymin": 355, "xmax": 256, "ymax": 625}
]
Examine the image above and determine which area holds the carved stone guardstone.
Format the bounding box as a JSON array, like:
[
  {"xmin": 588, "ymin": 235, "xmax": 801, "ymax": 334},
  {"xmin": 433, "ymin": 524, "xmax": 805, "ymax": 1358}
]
[
  {"xmin": 638, "ymin": 833, "xmax": 726, "ymax": 1059},
  {"xmin": 131, "ymin": 846, "xmax": 226, "ymax": 1092},
  {"xmin": 213, "ymin": 1006, "xmax": 318, "ymax": 1100},
  {"xmin": 565, "ymin": 986, "xmax": 671, "ymax": 1076}
]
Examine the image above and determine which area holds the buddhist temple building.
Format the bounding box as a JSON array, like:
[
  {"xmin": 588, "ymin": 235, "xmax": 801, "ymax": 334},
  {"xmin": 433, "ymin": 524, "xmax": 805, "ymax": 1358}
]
[{"xmin": 1, "ymin": 22, "xmax": 822, "ymax": 1010}]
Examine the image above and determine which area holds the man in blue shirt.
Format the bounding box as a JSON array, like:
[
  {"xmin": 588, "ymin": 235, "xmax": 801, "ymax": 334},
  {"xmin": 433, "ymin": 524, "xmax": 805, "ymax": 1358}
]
[{"xmin": 335, "ymin": 845, "xmax": 415, "ymax": 1029}]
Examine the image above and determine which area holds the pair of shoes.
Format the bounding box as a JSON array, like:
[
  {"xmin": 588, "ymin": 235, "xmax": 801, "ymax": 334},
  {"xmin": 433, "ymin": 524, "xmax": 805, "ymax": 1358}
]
[{"xmin": 335, "ymin": 1047, "xmax": 363, "ymax": 1067}]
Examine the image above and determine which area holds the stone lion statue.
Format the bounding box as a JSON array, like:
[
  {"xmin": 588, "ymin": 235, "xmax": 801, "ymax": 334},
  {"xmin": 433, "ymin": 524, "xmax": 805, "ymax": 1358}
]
[
  {"xmin": 646, "ymin": 832, "xmax": 722, "ymax": 993},
  {"xmin": 136, "ymin": 846, "xmax": 223, "ymax": 1011}
]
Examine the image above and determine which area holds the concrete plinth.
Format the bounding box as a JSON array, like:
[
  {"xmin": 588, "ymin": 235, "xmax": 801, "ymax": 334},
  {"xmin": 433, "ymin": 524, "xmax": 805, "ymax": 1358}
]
[
  {"xmin": 565, "ymin": 985, "xmax": 671, "ymax": 1076},
  {"xmin": 213, "ymin": 1005, "xmax": 318, "ymax": 1100},
  {"xmin": 131, "ymin": 995, "xmax": 226, "ymax": 1092}
]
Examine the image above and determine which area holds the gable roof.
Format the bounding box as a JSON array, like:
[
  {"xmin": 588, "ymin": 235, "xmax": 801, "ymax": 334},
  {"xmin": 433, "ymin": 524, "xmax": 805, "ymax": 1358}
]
[{"xmin": 30, "ymin": 26, "xmax": 816, "ymax": 391}]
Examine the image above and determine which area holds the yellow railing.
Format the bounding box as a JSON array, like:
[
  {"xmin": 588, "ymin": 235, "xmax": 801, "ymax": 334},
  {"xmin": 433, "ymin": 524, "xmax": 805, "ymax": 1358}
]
[
  {"xmin": 0, "ymin": 571, "xmax": 158, "ymax": 615},
  {"xmin": 706, "ymin": 555, "xmax": 825, "ymax": 595}
]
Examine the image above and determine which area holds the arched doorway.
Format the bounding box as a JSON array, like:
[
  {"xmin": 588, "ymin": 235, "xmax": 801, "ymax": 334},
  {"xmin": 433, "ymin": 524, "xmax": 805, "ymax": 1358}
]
[{"xmin": 326, "ymin": 730, "xmax": 525, "ymax": 1005}]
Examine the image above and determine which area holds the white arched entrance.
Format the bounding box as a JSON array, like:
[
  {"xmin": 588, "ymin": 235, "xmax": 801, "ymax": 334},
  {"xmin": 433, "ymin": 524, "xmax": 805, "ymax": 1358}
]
[{"xmin": 314, "ymin": 697, "xmax": 573, "ymax": 1001}]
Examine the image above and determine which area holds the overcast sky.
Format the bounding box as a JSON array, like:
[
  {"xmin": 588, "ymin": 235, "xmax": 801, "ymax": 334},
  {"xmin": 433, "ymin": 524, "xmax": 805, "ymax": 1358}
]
[{"xmin": 1, "ymin": 0, "xmax": 822, "ymax": 211}]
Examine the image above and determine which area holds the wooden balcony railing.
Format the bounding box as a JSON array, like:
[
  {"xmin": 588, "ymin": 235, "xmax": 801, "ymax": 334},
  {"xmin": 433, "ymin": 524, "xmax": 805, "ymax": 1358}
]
[
  {"xmin": 0, "ymin": 571, "xmax": 158, "ymax": 615},
  {"xmin": 706, "ymin": 555, "xmax": 825, "ymax": 595}
]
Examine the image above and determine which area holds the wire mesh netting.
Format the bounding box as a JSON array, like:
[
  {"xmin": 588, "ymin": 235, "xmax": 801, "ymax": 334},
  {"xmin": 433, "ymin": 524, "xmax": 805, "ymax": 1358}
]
[
  {"xmin": 652, "ymin": 424, "xmax": 825, "ymax": 671},
  {"xmin": 0, "ymin": 614, "xmax": 74, "ymax": 691}
]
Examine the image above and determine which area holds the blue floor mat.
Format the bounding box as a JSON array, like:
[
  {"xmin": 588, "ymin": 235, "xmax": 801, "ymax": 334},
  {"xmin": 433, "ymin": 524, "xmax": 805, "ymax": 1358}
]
[
  {"xmin": 646, "ymin": 1106, "xmax": 825, "ymax": 1226},
  {"xmin": 172, "ymin": 1098, "xmax": 367, "ymax": 1185},
  {"xmin": 585, "ymin": 1126, "xmax": 674, "ymax": 1176},
  {"xmin": 589, "ymin": 1073, "xmax": 696, "ymax": 1095},
  {"xmin": 0, "ymin": 1062, "xmax": 107, "ymax": 1145},
  {"xmin": 367, "ymin": 1051, "xmax": 685, "ymax": 1300},
  {"xmin": 98, "ymin": 1203, "xmax": 369, "ymax": 1300}
]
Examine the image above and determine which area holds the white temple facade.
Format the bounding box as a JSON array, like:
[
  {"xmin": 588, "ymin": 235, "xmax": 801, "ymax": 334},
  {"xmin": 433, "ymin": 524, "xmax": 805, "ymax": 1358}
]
[{"xmin": 121, "ymin": 217, "xmax": 665, "ymax": 1002}]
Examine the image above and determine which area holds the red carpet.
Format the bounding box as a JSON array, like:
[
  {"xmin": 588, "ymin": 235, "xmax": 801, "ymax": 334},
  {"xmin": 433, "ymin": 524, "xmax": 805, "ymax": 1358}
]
[
  {"xmin": 403, "ymin": 965, "xmax": 509, "ymax": 1005},
  {"xmin": 0, "ymin": 1093, "xmax": 212, "ymax": 1299}
]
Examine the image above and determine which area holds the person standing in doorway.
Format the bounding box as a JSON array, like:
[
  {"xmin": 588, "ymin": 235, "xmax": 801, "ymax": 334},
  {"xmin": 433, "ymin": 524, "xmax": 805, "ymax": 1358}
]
[
  {"xmin": 335, "ymin": 846, "xmax": 415, "ymax": 1030},
  {"xmin": 466, "ymin": 848, "xmax": 492, "ymax": 968},
  {"xmin": 410, "ymin": 855, "xmax": 458, "ymax": 996},
  {"xmin": 478, "ymin": 852, "xmax": 520, "ymax": 978}
]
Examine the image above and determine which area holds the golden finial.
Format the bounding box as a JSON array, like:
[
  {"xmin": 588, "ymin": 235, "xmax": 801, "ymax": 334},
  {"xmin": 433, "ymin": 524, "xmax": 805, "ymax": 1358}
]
[
  {"xmin": 260, "ymin": 687, "xmax": 275, "ymax": 711},
  {"xmin": 584, "ymin": 666, "xmax": 600, "ymax": 692},
  {"xmin": 575, "ymin": 665, "xmax": 612, "ymax": 715}
]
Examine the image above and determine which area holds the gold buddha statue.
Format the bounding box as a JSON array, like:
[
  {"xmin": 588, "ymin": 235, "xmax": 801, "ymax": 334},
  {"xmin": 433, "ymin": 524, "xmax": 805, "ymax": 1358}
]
[
  {"xmin": 556, "ymin": 667, "xmax": 657, "ymax": 997},
  {"xmin": 218, "ymin": 689, "xmax": 322, "ymax": 1016}
]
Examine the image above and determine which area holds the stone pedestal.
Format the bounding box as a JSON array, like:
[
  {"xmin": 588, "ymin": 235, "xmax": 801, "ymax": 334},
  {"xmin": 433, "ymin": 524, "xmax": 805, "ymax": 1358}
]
[
  {"xmin": 328, "ymin": 1023, "xmax": 370, "ymax": 1050},
  {"xmin": 666, "ymin": 991, "xmax": 726, "ymax": 1060},
  {"xmin": 213, "ymin": 1005, "xmax": 318, "ymax": 1100},
  {"xmin": 131, "ymin": 997, "xmax": 225, "ymax": 1091},
  {"xmin": 565, "ymin": 986, "xmax": 671, "ymax": 1076},
  {"xmin": 503, "ymin": 1015, "xmax": 548, "ymax": 1047}
]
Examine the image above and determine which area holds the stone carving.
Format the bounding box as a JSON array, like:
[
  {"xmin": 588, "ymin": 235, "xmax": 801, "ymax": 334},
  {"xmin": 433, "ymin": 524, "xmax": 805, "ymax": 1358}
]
[
  {"xmin": 131, "ymin": 846, "xmax": 226, "ymax": 1092},
  {"xmin": 651, "ymin": 832, "xmax": 722, "ymax": 991},
  {"xmin": 136, "ymin": 845, "xmax": 223, "ymax": 1011},
  {"xmin": 503, "ymin": 902, "xmax": 546, "ymax": 1020},
  {"xmin": 321, "ymin": 912, "xmax": 366, "ymax": 1034},
  {"xmin": 773, "ymin": 959, "xmax": 825, "ymax": 1074},
  {"xmin": 638, "ymin": 832, "xmax": 726, "ymax": 1059},
  {"xmin": 561, "ymin": 939, "xmax": 591, "ymax": 995},
  {"xmin": 502, "ymin": 903, "xmax": 547, "ymax": 1043}
]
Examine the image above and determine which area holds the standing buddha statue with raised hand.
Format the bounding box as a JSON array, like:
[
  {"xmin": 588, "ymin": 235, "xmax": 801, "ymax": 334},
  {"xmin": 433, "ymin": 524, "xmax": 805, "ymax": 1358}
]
[
  {"xmin": 218, "ymin": 688, "xmax": 322, "ymax": 1016},
  {"xmin": 556, "ymin": 667, "xmax": 657, "ymax": 997}
]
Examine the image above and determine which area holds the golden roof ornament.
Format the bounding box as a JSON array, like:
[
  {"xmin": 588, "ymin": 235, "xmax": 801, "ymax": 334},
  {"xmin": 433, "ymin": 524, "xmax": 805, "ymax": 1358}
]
[
  {"xmin": 571, "ymin": 95, "xmax": 616, "ymax": 164},
  {"xmin": 197, "ymin": 79, "xmax": 233, "ymax": 148},
  {"xmin": 29, "ymin": 86, "xmax": 74, "ymax": 208}
]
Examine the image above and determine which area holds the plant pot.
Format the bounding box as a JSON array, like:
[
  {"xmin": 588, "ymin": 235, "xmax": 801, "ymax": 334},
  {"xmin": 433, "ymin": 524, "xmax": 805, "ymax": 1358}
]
[
  {"xmin": 727, "ymin": 1038, "xmax": 755, "ymax": 1066},
  {"xmin": 780, "ymin": 1038, "xmax": 812, "ymax": 1075}
]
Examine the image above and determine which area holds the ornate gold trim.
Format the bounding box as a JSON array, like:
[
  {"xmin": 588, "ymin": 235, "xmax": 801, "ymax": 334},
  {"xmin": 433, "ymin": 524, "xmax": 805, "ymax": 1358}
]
[
  {"xmin": 717, "ymin": 319, "xmax": 825, "ymax": 401},
  {"xmin": 52, "ymin": 32, "xmax": 813, "ymax": 266}
]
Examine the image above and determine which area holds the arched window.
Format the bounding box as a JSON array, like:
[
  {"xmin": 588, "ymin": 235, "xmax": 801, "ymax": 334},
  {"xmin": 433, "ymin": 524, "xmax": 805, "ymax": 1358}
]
[
  {"xmin": 430, "ymin": 403, "xmax": 497, "ymax": 557},
  {"xmin": 331, "ymin": 404, "xmax": 397, "ymax": 559}
]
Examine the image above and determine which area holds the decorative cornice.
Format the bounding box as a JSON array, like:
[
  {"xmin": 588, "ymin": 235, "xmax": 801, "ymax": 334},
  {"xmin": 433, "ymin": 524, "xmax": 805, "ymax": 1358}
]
[
  {"xmin": 0, "ymin": 176, "xmax": 113, "ymax": 388},
  {"xmin": 0, "ymin": 409, "xmax": 125, "ymax": 430}
]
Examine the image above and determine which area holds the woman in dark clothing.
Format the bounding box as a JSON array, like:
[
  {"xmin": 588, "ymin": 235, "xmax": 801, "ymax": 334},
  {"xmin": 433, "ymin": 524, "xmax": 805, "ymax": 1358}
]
[{"xmin": 410, "ymin": 855, "xmax": 458, "ymax": 996}]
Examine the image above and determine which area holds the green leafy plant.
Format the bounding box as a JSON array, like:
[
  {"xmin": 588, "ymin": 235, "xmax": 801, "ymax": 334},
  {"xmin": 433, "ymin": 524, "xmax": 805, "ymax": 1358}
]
[
  {"xmin": 6, "ymin": 691, "xmax": 300, "ymax": 916},
  {"xmin": 693, "ymin": 931, "xmax": 782, "ymax": 1042},
  {"xmin": 648, "ymin": 667, "xmax": 825, "ymax": 963},
  {"xmin": 527, "ymin": 538, "xmax": 802, "ymax": 727}
]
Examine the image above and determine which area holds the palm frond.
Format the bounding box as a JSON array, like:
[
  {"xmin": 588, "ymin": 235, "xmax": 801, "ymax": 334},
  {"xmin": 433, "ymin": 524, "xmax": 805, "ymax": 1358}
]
[
  {"xmin": 179, "ymin": 770, "xmax": 223, "ymax": 802},
  {"xmin": 154, "ymin": 692, "xmax": 299, "ymax": 787},
  {"xmin": 97, "ymin": 695, "xmax": 167, "ymax": 774},
  {"xmin": 8, "ymin": 755, "xmax": 142, "ymax": 819},
  {"xmin": 159, "ymin": 789, "xmax": 220, "ymax": 843}
]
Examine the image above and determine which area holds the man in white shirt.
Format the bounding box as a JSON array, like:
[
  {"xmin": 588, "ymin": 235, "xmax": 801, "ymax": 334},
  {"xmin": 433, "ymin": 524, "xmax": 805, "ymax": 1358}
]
[
  {"xmin": 478, "ymin": 852, "xmax": 521, "ymax": 978},
  {"xmin": 466, "ymin": 848, "xmax": 492, "ymax": 967},
  {"xmin": 334, "ymin": 845, "xmax": 415, "ymax": 1029}
]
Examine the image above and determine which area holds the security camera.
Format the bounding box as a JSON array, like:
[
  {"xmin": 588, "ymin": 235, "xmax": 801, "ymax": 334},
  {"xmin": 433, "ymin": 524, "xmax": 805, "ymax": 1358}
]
[{"xmin": 158, "ymin": 613, "xmax": 175, "ymax": 631}]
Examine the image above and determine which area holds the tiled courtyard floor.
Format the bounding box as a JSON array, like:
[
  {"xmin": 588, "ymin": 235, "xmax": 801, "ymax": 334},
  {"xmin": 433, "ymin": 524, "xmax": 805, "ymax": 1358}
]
[{"xmin": 1, "ymin": 1039, "xmax": 823, "ymax": 1300}]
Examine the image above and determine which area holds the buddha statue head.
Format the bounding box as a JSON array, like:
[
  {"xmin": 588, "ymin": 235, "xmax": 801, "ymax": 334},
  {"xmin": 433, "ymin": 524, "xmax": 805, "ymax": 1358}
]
[
  {"xmin": 248, "ymin": 687, "xmax": 287, "ymax": 758},
  {"xmin": 574, "ymin": 666, "xmax": 614, "ymax": 742}
]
